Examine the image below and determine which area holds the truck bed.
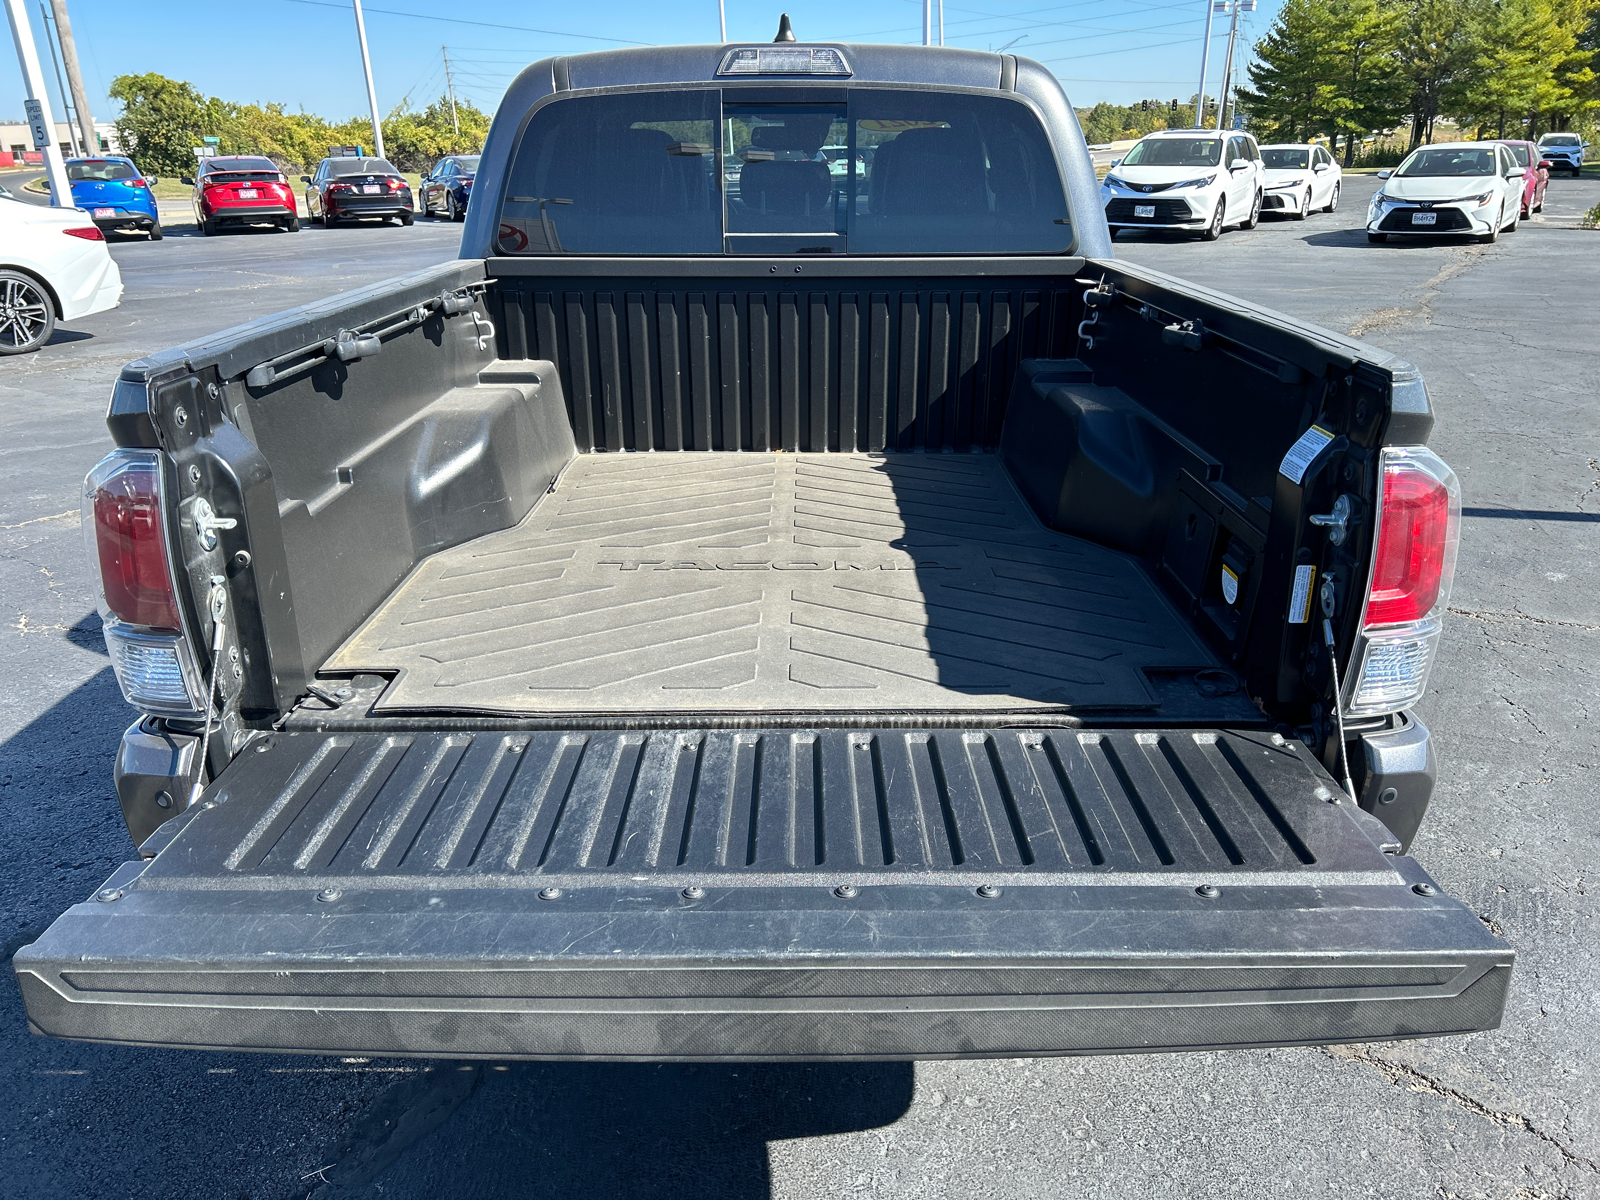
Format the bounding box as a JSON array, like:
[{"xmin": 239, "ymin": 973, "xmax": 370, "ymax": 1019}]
[{"xmin": 327, "ymin": 451, "xmax": 1224, "ymax": 717}]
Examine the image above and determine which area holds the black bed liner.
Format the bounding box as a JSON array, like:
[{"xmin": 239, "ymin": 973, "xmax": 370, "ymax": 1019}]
[
  {"xmin": 16, "ymin": 727, "xmax": 1511, "ymax": 1059},
  {"xmin": 325, "ymin": 451, "xmax": 1222, "ymax": 717}
]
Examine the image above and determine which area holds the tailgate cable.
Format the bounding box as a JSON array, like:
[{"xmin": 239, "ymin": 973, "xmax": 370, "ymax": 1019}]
[
  {"xmin": 190, "ymin": 577, "xmax": 229, "ymax": 809},
  {"xmin": 1321, "ymin": 617, "xmax": 1358, "ymax": 801}
]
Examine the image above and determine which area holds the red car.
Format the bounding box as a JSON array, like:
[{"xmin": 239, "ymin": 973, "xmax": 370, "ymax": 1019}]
[
  {"xmin": 1493, "ymin": 140, "xmax": 1549, "ymax": 219},
  {"xmin": 182, "ymin": 155, "xmax": 300, "ymax": 236}
]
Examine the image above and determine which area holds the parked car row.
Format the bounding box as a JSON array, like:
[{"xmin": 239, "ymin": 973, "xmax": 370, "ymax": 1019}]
[{"xmin": 1102, "ymin": 129, "xmax": 1579, "ymax": 246}]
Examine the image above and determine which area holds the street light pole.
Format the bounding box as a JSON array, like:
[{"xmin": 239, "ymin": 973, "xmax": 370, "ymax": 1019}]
[
  {"xmin": 922, "ymin": 0, "xmax": 931, "ymax": 45},
  {"xmin": 4, "ymin": 0, "xmax": 71, "ymax": 204},
  {"xmin": 351, "ymin": 0, "xmax": 385, "ymax": 161},
  {"xmin": 1194, "ymin": 0, "xmax": 1219, "ymax": 128},
  {"xmin": 718, "ymin": 0, "xmax": 726, "ymax": 41},
  {"xmin": 39, "ymin": 3, "xmax": 80, "ymax": 157}
]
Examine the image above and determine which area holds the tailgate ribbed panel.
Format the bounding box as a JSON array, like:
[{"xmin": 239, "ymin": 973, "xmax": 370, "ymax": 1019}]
[
  {"xmin": 325, "ymin": 452, "xmax": 1218, "ymax": 716},
  {"xmin": 175, "ymin": 728, "xmax": 1371, "ymax": 885}
]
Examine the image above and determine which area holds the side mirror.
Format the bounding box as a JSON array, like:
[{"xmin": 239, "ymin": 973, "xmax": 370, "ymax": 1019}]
[
  {"xmin": 1538, "ymin": 160, "xmax": 1553, "ymax": 170},
  {"xmin": 1376, "ymin": 169, "xmax": 1392, "ymax": 179},
  {"xmin": 1108, "ymin": 158, "xmax": 1121, "ymax": 168},
  {"xmin": 180, "ymin": 175, "xmax": 194, "ymax": 186},
  {"xmin": 1507, "ymin": 168, "xmax": 1524, "ymax": 178},
  {"xmin": 300, "ymin": 175, "xmax": 312, "ymax": 183},
  {"xmin": 1312, "ymin": 163, "xmax": 1327, "ymax": 172},
  {"xmin": 42, "ymin": 179, "xmax": 50, "ymax": 189},
  {"xmin": 1229, "ymin": 158, "xmax": 1249, "ymax": 171}
]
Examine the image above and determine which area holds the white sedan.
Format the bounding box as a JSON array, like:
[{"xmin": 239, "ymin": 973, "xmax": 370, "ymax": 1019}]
[
  {"xmin": 1259, "ymin": 143, "xmax": 1342, "ymax": 219},
  {"xmin": 1366, "ymin": 142, "xmax": 1525, "ymax": 244},
  {"xmin": 0, "ymin": 195, "xmax": 123, "ymax": 354}
]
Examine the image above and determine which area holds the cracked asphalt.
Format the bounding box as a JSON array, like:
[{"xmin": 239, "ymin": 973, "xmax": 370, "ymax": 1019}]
[{"xmin": 1, "ymin": 172, "xmax": 1597, "ymax": 1200}]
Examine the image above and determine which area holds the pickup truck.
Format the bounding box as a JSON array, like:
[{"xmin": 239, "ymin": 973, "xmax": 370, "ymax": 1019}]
[{"xmin": 18, "ymin": 37, "xmax": 1510, "ymax": 1061}]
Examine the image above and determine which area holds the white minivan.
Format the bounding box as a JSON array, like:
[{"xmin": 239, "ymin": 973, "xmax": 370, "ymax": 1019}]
[{"xmin": 1101, "ymin": 129, "xmax": 1265, "ymax": 240}]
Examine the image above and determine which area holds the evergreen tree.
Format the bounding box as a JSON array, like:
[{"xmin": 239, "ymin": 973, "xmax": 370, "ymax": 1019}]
[{"xmin": 1239, "ymin": 0, "xmax": 1343, "ymax": 140}]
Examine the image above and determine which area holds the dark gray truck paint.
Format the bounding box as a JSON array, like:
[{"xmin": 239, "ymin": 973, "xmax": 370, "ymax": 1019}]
[{"xmin": 16, "ymin": 43, "xmax": 1502, "ymax": 1060}]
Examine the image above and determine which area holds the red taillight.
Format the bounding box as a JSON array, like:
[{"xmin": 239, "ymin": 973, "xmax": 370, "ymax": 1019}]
[
  {"xmin": 87, "ymin": 454, "xmax": 181, "ymax": 630},
  {"xmin": 129, "ymin": 178, "xmax": 146, "ymax": 188},
  {"xmin": 63, "ymin": 226, "xmax": 104, "ymax": 241},
  {"xmin": 1363, "ymin": 450, "xmax": 1460, "ymax": 628}
]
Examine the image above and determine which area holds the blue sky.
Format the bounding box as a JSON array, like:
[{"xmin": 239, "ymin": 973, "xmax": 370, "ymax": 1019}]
[{"xmin": 4, "ymin": 0, "xmax": 1268, "ymax": 132}]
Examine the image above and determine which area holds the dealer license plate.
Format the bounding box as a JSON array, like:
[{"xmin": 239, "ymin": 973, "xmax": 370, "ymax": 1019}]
[
  {"xmin": 1411, "ymin": 212, "xmax": 1437, "ymax": 225},
  {"xmin": 1134, "ymin": 204, "xmax": 1156, "ymax": 218},
  {"xmin": 92, "ymin": 207, "xmax": 113, "ymax": 218},
  {"xmin": 238, "ymin": 189, "xmax": 258, "ymax": 199},
  {"xmin": 362, "ymin": 185, "xmax": 381, "ymax": 194}
]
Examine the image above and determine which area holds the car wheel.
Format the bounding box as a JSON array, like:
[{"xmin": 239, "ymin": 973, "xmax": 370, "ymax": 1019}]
[
  {"xmin": 1202, "ymin": 197, "xmax": 1226, "ymax": 240},
  {"xmin": 1242, "ymin": 190, "xmax": 1261, "ymax": 229},
  {"xmin": 322, "ymin": 207, "xmax": 335, "ymax": 229},
  {"xmin": 400, "ymin": 209, "xmax": 414, "ymax": 226},
  {"xmin": 1325, "ymin": 182, "xmax": 1340, "ymax": 213},
  {"xmin": 1367, "ymin": 231, "xmax": 1387, "ymax": 244},
  {"xmin": 446, "ymin": 193, "xmax": 457, "ymax": 221},
  {"xmin": 287, "ymin": 216, "xmax": 301, "ymax": 232},
  {"xmin": 0, "ymin": 270, "xmax": 56, "ymax": 355},
  {"xmin": 450, "ymin": 194, "xmax": 465, "ymax": 223},
  {"xmin": 1292, "ymin": 188, "xmax": 1311, "ymax": 220},
  {"xmin": 149, "ymin": 223, "xmax": 163, "ymax": 241},
  {"xmin": 200, "ymin": 218, "xmax": 216, "ymax": 237}
]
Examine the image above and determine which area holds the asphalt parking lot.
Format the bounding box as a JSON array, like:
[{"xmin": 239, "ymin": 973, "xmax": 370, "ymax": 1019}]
[{"xmin": 2, "ymin": 172, "xmax": 1598, "ymax": 1199}]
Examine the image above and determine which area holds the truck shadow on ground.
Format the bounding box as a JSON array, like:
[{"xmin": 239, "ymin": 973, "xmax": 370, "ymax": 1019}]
[{"xmin": 316, "ymin": 1061, "xmax": 916, "ymax": 1199}]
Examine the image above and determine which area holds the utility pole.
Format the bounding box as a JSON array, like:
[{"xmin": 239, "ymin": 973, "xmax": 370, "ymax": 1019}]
[
  {"xmin": 717, "ymin": 0, "xmax": 725, "ymax": 41},
  {"xmin": 442, "ymin": 45, "xmax": 459, "ymax": 138},
  {"xmin": 938, "ymin": 0, "xmax": 944, "ymax": 44},
  {"xmin": 922, "ymin": 0, "xmax": 930, "ymax": 45},
  {"xmin": 351, "ymin": 0, "xmax": 385, "ymax": 161},
  {"xmin": 1216, "ymin": 0, "xmax": 1255, "ymax": 132},
  {"xmin": 5, "ymin": 0, "xmax": 71, "ymax": 202},
  {"xmin": 1194, "ymin": 0, "xmax": 1220, "ymax": 128},
  {"xmin": 39, "ymin": 3, "xmax": 80, "ymax": 156},
  {"xmin": 47, "ymin": 0, "xmax": 93, "ymax": 153}
]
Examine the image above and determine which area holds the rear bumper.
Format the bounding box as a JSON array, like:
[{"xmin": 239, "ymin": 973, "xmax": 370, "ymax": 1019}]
[
  {"xmin": 207, "ymin": 204, "xmax": 294, "ymax": 222},
  {"xmin": 17, "ymin": 726, "xmax": 1511, "ymax": 1060},
  {"xmin": 89, "ymin": 211, "xmax": 157, "ymax": 230},
  {"xmin": 328, "ymin": 201, "xmax": 412, "ymax": 218}
]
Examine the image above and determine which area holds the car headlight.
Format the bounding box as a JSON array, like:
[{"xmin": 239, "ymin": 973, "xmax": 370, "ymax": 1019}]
[
  {"xmin": 1267, "ymin": 176, "xmax": 1304, "ymax": 189},
  {"xmin": 1471, "ymin": 191, "xmax": 1495, "ymax": 205},
  {"xmin": 1103, "ymin": 174, "xmax": 1125, "ymax": 189},
  {"xmin": 1170, "ymin": 174, "xmax": 1217, "ymax": 189}
]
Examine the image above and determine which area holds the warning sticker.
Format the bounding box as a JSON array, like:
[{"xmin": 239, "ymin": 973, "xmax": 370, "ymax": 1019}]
[
  {"xmin": 1288, "ymin": 564, "xmax": 1317, "ymax": 624},
  {"xmin": 1220, "ymin": 564, "xmax": 1240, "ymax": 606},
  {"xmin": 1279, "ymin": 424, "xmax": 1334, "ymax": 485}
]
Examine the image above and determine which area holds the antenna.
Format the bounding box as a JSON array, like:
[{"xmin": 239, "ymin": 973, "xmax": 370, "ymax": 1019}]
[{"xmin": 773, "ymin": 13, "xmax": 795, "ymax": 41}]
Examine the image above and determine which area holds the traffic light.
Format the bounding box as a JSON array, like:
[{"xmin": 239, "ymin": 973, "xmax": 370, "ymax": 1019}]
[
  {"xmin": 1140, "ymin": 99, "xmax": 1150, "ymax": 111},
  {"xmin": 1170, "ymin": 99, "xmax": 1179, "ymax": 111}
]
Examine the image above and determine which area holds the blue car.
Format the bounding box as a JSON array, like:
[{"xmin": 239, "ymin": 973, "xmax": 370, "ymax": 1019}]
[{"xmin": 65, "ymin": 156, "xmax": 163, "ymax": 240}]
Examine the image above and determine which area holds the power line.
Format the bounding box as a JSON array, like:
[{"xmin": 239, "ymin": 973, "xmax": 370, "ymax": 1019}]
[{"xmin": 275, "ymin": 0, "xmax": 653, "ymax": 45}]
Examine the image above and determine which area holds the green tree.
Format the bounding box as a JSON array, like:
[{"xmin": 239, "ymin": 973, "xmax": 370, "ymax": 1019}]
[
  {"xmin": 108, "ymin": 73, "xmax": 212, "ymax": 175},
  {"xmin": 1239, "ymin": 0, "xmax": 1344, "ymax": 141},
  {"xmin": 1325, "ymin": 0, "xmax": 1408, "ymax": 163},
  {"xmin": 1395, "ymin": 0, "xmax": 1491, "ymax": 147}
]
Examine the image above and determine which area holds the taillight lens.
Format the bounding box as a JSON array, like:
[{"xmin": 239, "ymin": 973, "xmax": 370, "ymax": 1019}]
[
  {"xmin": 1343, "ymin": 446, "xmax": 1461, "ymax": 716},
  {"xmin": 83, "ymin": 450, "xmax": 206, "ymax": 716},
  {"xmin": 63, "ymin": 226, "xmax": 104, "ymax": 241},
  {"xmin": 85, "ymin": 451, "xmax": 181, "ymax": 629},
  {"xmin": 1365, "ymin": 458, "xmax": 1456, "ymax": 626}
]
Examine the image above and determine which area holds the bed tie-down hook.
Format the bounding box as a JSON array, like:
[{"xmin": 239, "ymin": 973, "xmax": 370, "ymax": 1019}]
[
  {"xmin": 1077, "ymin": 278, "xmax": 1117, "ymax": 351},
  {"xmin": 470, "ymin": 311, "xmax": 495, "ymax": 352}
]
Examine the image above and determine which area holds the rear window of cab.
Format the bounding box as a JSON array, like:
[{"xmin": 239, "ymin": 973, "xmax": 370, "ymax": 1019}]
[{"xmin": 495, "ymin": 88, "xmax": 1072, "ymax": 256}]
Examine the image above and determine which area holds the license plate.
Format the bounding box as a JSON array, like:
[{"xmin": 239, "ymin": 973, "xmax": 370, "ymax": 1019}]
[
  {"xmin": 362, "ymin": 185, "xmax": 381, "ymax": 194},
  {"xmin": 1134, "ymin": 204, "xmax": 1156, "ymax": 218},
  {"xmin": 1411, "ymin": 212, "xmax": 1437, "ymax": 225},
  {"xmin": 238, "ymin": 189, "xmax": 258, "ymax": 199},
  {"xmin": 92, "ymin": 207, "xmax": 114, "ymax": 218}
]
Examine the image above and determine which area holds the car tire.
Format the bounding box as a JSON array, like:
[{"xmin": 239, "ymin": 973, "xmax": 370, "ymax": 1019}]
[
  {"xmin": 1292, "ymin": 188, "xmax": 1310, "ymax": 220},
  {"xmin": 321, "ymin": 207, "xmax": 335, "ymax": 229},
  {"xmin": 200, "ymin": 218, "xmax": 215, "ymax": 237},
  {"xmin": 1202, "ymin": 197, "xmax": 1226, "ymax": 240},
  {"xmin": 1242, "ymin": 190, "xmax": 1261, "ymax": 229},
  {"xmin": 1367, "ymin": 231, "xmax": 1387, "ymax": 244},
  {"xmin": 450, "ymin": 194, "xmax": 465, "ymax": 223},
  {"xmin": 1479, "ymin": 206, "xmax": 1501, "ymax": 243},
  {"xmin": 0, "ymin": 270, "xmax": 56, "ymax": 355},
  {"xmin": 149, "ymin": 223, "xmax": 164, "ymax": 241},
  {"xmin": 400, "ymin": 210, "xmax": 414, "ymax": 226},
  {"xmin": 1325, "ymin": 183, "xmax": 1340, "ymax": 213},
  {"xmin": 286, "ymin": 217, "xmax": 301, "ymax": 232},
  {"xmin": 446, "ymin": 193, "xmax": 457, "ymax": 221}
]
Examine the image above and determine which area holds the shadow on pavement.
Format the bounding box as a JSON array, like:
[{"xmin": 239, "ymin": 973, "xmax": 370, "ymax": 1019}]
[{"xmin": 316, "ymin": 1060, "xmax": 917, "ymax": 1200}]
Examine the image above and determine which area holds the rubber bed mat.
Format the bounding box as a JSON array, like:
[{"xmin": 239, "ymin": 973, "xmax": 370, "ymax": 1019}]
[{"xmin": 326, "ymin": 452, "xmax": 1221, "ymax": 715}]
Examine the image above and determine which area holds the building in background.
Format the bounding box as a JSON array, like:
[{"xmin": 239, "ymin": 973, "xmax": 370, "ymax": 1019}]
[{"xmin": 1, "ymin": 120, "xmax": 119, "ymax": 164}]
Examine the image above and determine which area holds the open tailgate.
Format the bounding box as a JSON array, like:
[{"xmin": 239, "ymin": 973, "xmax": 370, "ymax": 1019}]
[{"xmin": 16, "ymin": 726, "xmax": 1510, "ymax": 1060}]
